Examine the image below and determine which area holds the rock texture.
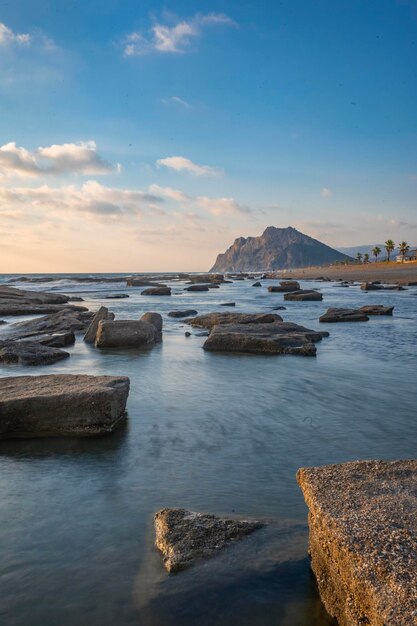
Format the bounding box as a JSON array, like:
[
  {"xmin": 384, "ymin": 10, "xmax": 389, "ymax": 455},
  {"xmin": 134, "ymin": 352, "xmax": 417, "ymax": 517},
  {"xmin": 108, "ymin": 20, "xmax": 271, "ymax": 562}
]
[
  {"xmin": 185, "ymin": 285, "xmax": 210, "ymax": 292},
  {"xmin": 268, "ymin": 281, "xmax": 300, "ymax": 293},
  {"xmin": 361, "ymin": 282, "xmax": 404, "ymax": 291},
  {"xmin": 95, "ymin": 320, "xmax": 158, "ymax": 348},
  {"xmin": 187, "ymin": 312, "xmax": 283, "ymax": 329},
  {"xmin": 210, "ymin": 226, "xmax": 352, "ymax": 272},
  {"xmin": 297, "ymin": 460, "xmax": 417, "ymax": 626},
  {"xmin": 83, "ymin": 306, "xmax": 115, "ymax": 344},
  {"xmin": 168, "ymin": 309, "xmax": 198, "ymax": 318},
  {"xmin": 188, "ymin": 274, "xmax": 225, "ymax": 284},
  {"xmin": 320, "ymin": 308, "xmax": 369, "ymax": 323},
  {"xmin": 3, "ymin": 309, "xmax": 93, "ymax": 341},
  {"xmin": 203, "ymin": 321, "xmax": 329, "ymax": 356},
  {"xmin": 154, "ymin": 508, "xmax": 262, "ymax": 573},
  {"xmin": 284, "ymin": 290, "xmax": 323, "ymax": 301},
  {"xmin": 359, "ymin": 305, "xmax": 394, "ymax": 316},
  {"xmin": 141, "ymin": 287, "xmax": 171, "ymax": 296},
  {"xmin": 0, "ymin": 286, "xmax": 87, "ymax": 316},
  {"xmin": 0, "ymin": 375, "xmax": 130, "ymax": 438},
  {"xmin": 140, "ymin": 312, "xmax": 163, "ymax": 341},
  {"xmin": 0, "ymin": 341, "xmax": 70, "ymax": 366}
]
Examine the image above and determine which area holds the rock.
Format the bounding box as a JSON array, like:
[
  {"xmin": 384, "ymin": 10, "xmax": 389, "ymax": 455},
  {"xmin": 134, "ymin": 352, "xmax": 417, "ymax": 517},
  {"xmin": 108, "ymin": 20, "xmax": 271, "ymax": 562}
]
[
  {"xmin": 105, "ymin": 294, "xmax": 129, "ymax": 299},
  {"xmin": 141, "ymin": 287, "xmax": 171, "ymax": 296},
  {"xmin": 252, "ymin": 282, "xmax": 262, "ymax": 287},
  {"xmin": 127, "ymin": 278, "xmax": 166, "ymax": 287},
  {"xmin": 83, "ymin": 306, "xmax": 115, "ymax": 344},
  {"xmin": 359, "ymin": 305, "xmax": 394, "ymax": 316},
  {"xmin": 361, "ymin": 282, "xmax": 405, "ymax": 291},
  {"xmin": 184, "ymin": 331, "xmax": 191, "ymax": 337},
  {"xmin": 268, "ymin": 281, "xmax": 300, "ymax": 293},
  {"xmin": 220, "ymin": 302, "xmax": 236, "ymax": 307},
  {"xmin": 297, "ymin": 460, "xmax": 417, "ymax": 626},
  {"xmin": 20, "ymin": 332, "xmax": 75, "ymax": 347},
  {"xmin": 188, "ymin": 274, "xmax": 225, "ymax": 284},
  {"xmin": 3, "ymin": 309, "xmax": 94, "ymax": 342},
  {"xmin": 68, "ymin": 296, "xmax": 85, "ymax": 302},
  {"xmin": 154, "ymin": 508, "xmax": 262, "ymax": 573},
  {"xmin": 0, "ymin": 341, "xmax": 70, "ymax": 366},
  {"xmin": 0, "ymin": 375, "xmax": 130, "ymax": 438},
  {"xmin": 140, "ymin": 312, "xmax": 163, "ymax": 341},
  {"xmin": 408, "ymin": 281, "xmax": 417, "ymax": 286},
  {"xmin": 187, "ymin": 312, "xmax": 283, "ymax": 329},
  {"xmin": 271, "ymin": 306, "xmax": 286, "ymax": 310},
  {"xmin": 95, "ymin": 320, "xmax": 158, "ymax": 349},
  {"xmin": 203, "ymin": 321, "xmax": 329, "ymax": 356},
  {"xmin": 284, "ymin": 290, "xmax": 323, "ymax": 301},
  {"xmin": 319, "ymin": 308, "xmax": 369, "ymax": 323},
  {"xmin": 185, "ymin": 285, "xmax": 210, "ymax": 292},
  {"xmin": 0, "ymin": 320, "xmax": 6, "ymax": 325},
  {"xmin": 168, "ymin": 310, "xmax": 198, "ymax": 318},
  {"xmin": 0, "ymin": 286, "xmax": 87, "ymax": 316}
]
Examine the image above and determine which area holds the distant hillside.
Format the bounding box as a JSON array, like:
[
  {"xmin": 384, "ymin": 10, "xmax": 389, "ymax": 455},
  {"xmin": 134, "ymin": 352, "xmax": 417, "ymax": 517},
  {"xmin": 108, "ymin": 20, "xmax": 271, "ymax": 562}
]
[
  {"xmin": 337, "ymin": 244, "xmax": 385, "ymax": 259},
  {"xmin": 210, "ymin": 226, "xmax": 352, "ymax": 272}
]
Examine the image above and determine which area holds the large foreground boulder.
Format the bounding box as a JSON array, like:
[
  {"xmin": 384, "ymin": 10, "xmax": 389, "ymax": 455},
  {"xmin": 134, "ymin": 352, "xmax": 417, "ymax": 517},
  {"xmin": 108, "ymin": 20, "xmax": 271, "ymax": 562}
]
[
  {"xmin": 141, "ymin": 287, "xmax": 171, "ymax": 296},
  {"xmin": 154, "ymin": 508, "xmax": 262, "ymax": 573},
  {"xmin": 203, "ymin": 321, "xmax": 328, "ymax": 356},
  {"xmin": 284, "ymin": 290, "xmax": 323, "ymax": 301},
  {"xmin": 297, "ymin": 460, "xmax": 417, "ymax": 626},
  {"xmin": 95, "ymin": 319, "xmax": 158, "ymax": 348},
  {"xmin": 83, "ymin": 306, "xmax": 115, "ymax": 344},
  {"xmin": 187, "ymin": 312, "xmax": 283, "ymax": 329},
  {"xmin": 0, "ymin": 375, "xmax": 130, "ymax": 438},
  {"xmin": 319, "ymin": 308, "xmax": 369, "ymax": 323},
  {"xmin": 0, "ymin": 341, "xmax": 70, "ymax": 366}
]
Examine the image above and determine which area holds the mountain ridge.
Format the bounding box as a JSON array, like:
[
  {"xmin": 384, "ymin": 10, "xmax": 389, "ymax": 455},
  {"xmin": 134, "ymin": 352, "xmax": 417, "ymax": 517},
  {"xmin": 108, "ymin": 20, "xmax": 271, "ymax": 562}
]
[{"xmin": 209, "ymin": 226, "xmax": 351, "ymax": 272}]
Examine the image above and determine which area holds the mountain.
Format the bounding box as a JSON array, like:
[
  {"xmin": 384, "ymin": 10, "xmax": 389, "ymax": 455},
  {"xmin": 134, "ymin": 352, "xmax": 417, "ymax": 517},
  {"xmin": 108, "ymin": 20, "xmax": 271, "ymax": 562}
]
[
  {"xmin": 209, "ymin": 226, "xmax": 352, "ymax": 272},
  {"xmin": 337, "ymin": 244, "xmax": 385, "ymax": 259}
]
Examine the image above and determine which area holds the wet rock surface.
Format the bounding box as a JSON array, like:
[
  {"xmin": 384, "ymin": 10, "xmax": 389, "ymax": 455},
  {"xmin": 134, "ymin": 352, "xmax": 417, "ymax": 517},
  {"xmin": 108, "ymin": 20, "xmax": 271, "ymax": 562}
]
[
  {"xmin": 361, "ymin": 282, "xmax": 405, "ymax": 291},
  {"xmin": 95, "ymin": 320, "xmax": 159, "ymax": 348},
  {"xmin": 0, "ymin": 286, "xmax": 87, "ymax": 316},
  {"xmin": 319, "ymin": 308, "xmax": 369, "ymax": 323},
  {"xmin": 359, "ymin": 305, "xmax": 394, "ymax": 316},
  {"xmin": 284, "ymin": 290, "xmax": 323, "ymax": 301},
  {"xmin": 0, "ymin": 341, "xmax": 70, "ymax": 366},
  {"xmin": 185, "ymin": 285, "xmax": 210, "ymax": 292},
  {"xmin": 83, "ymin": 306, "xmax": 115, "ymax": 344},
  {"xmin": 168, "ymin": 309, "xmax": 198, "ymax": 318},
  {"xmin": 187, "ymin": 312, "xmax": 283, "ymax": 329},
  {"xmin": 188, "ymin": 274, "xmax": 225, "ymax": 284},
  {"xmin": 140, "ymin": 312, "xmax": 163, "ymax": 341},
  {"xmin": 297, "ymin": 459, "xmax": 417, "ymax": 626},
  {"xmin": 154, "ymin": 508, "xmax": 262, "ymax": 573},
  {"xmin": 203, "ymin": 321, "xmax": 329, "ymax": 356},
  {"xmin": 141, "ymin": 287, "xmax": 171, "ymax": 296},
  {"xmin": 2, "ymin": 309, "xmax": 93, "ymax": 341},
  {"xmin": 268, "ymin": 281, "xmax": 301, "ymax": 293},
  {"xmin": 0, "ymin": 374, "xmax": 130, "ymax": 438}
]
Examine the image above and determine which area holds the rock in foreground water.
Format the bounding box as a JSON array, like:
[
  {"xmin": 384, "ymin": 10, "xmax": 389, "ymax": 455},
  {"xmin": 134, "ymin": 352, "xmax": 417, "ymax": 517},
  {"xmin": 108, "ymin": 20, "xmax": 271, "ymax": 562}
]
[
  {"xmin": 359, "ymin": 305, "xmax": 394, "ymax": 316},
  {"xmin": 140, "ymin": 312, "xmax": 163, "ymax": 341},
  {"xmin": 187, "ymin": 312, "xmax": 283, "ymax": 329},
  {"xmin": 319, "ymin": 308, "xmax": 369, "ymax": 322},
  {"xmin": 83, "ymin": 306, "xmax": 115, "ymax": 344},
  {"xmin": 297, "ymin": 460, "xmax": 417, "ymax": 626},
  {"xmin": 203, "ymin": 321, "xmax": 328, "ymax": 356},
  {"xmin": 0, "ymin": 341, "xmax": 70, "ymax": 366},
  {"xmin": 0, "ymin": 375, "xmax": 130, "ymax": 438},
  {"xmin": 168, "ymin": 309, "xmax": 198, "ymax": 318},
  {"xmin": 95, "ymin": 320, "xmax": 158, "ymax": 348},
  {"xmin": 284, "ymin": 290, "xmax": 323, "ymax": 301},
  {"xmin": 154, "ymin": 508, "xmax": 262, "ymax": 573},
  {"xmin": 0, "ymin": 286, "xmax": 86, "ymax": 315},
  {"xmin": 3, "ymin": 309, "xmax": 93, "ymax": 341}
]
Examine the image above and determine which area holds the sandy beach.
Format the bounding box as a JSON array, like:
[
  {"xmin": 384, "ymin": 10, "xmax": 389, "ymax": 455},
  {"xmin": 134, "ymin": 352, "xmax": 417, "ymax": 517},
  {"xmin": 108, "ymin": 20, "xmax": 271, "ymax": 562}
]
[{"xmin": 279, "ymin": 261, "xmax": 417, "ymax": 285}]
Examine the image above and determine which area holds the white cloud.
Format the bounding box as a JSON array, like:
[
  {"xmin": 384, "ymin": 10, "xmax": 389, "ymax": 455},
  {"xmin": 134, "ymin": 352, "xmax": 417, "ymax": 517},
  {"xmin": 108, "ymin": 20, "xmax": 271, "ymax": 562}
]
[
  {"xmin": 0, "ymin": 141, "xmax": 115, "ymax": 179},
  {"xmin": 123, "ymin": 12, "xmax": 236, "ymax": 56},
  {"xmin": 161, "ymin": 95, "xmax": 190, "ymax": 109},
  {"xmin": 0, "ymin": 22, "xmax": 30, "ymax": 47},
  {"xmin": 148, "ymin": 184, "xmax": 250, "ymax": 216},
  {"xmin": 0, "ymin": 181, "xmax": 163, "ymax": 218},
  {"xmin": 156, "ymin": 155, "xmax": 222, "ymax": 177},
  {"xmin": 321, "ymin": 187, "xmax": 333, "ymax": 198}
]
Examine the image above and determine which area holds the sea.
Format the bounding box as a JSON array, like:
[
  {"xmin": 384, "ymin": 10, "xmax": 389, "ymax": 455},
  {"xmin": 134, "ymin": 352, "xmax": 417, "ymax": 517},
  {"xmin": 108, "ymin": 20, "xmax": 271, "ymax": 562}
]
[{"xmin": 0, "ymin": 273, "xmax": 416, "ymax": 626}]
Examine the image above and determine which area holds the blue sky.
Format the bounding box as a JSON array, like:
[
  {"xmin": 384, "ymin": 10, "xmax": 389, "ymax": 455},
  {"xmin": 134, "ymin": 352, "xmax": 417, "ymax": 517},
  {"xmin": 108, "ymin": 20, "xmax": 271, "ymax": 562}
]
[{"xmin": 0, "ymin": 0, "xmax": 416, "ymax": 271}]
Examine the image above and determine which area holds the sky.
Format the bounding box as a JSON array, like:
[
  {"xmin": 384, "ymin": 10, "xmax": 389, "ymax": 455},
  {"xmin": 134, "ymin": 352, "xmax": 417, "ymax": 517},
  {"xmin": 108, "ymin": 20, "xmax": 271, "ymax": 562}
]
[{"xmin": 0, "ymin": 0, "xmax": 416, "ymax": 272}]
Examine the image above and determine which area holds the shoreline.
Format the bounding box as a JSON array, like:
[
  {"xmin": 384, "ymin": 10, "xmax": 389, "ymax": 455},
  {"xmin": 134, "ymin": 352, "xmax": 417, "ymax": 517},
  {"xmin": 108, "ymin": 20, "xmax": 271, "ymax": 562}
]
[{"xmin": 277, "ymin": 261, "xmax": 417, "ymax": 285}]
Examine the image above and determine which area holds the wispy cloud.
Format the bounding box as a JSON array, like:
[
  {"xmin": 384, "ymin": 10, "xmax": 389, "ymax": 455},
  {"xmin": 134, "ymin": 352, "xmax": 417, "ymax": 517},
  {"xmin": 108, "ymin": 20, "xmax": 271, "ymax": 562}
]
[
  {"xmin": 156, "ymin": 155, "xmax": 222, "ymax": 177},
  {"xmin": 0, "ymin": 22, "xmax": 30, "ymax": 47},
  {"xmin": 0, "ymin": 141, "xmax": 116, "ymax": 179},
  {"xmin": 123, "ymin": 12, "xmax": 236, "ymax": 57},
  {"xmin": 321, "ymin": 187, "xmax": 333, "ymax": 198},
  {"xmin": 160, "ymin": 95, "xmax": 191, "ymax": 109},
  {"xmin": 149, "ymin": 184, "xmax": 250, "ymax": 216}
]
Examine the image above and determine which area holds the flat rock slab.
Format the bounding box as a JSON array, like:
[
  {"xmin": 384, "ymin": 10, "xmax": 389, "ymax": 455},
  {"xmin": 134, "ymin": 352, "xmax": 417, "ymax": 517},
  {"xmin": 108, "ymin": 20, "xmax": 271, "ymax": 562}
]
[
  {"xmin": 154, "ymin": 508, "xmax": 262, "ymax": 573},
  {"xmin": 184, "ymin": 285, "xmax": 210, "ymax": 292},
  {"xmin": 0, "ymin": 374, "xmax": 130, "ymax": 438},
  {"xmin": 297, "ymin": 460, "xmax": 417, "ymax": 626},
  {"xmin": 168, "ymin": 309, "xmax": 198, "ymax": 318},
  {"xmin": 141, "ymin": 287, "xmax": 171, "ymax": 296},
  {"xmin": 320, "ymin": 308, "xmax": 369, "ymax": 322},
  {"xmin": 203, "ymin": 321, "xmax": 328, "ymax": 356},
  {"xmin": 361, "ymin": 282, "xmax": 405, "ymax": 291},
  {"xmin": 268, "ymin": 284, "xmax": 300, "ymax": 293},
  {"xmin": 0, "ymin": 341, "xmax": 70, "ymax": 366},
  {"xmin": 0, "ymin": 286, "xmax": 87, "ymax": 316},
  {"xmin": 284, "ymin": 290, "xmax": 323, "ymax": 301},
  {"xmin": 187, "ymin": 312, "xmax": 283, "ymax": 329},
  {"xmin": 359, "ymin": 305, "xmax": 394, "ymax": 316},
  {"xmin": 3, "ymin": 309, "xmax": 93, "ymax": 341}
]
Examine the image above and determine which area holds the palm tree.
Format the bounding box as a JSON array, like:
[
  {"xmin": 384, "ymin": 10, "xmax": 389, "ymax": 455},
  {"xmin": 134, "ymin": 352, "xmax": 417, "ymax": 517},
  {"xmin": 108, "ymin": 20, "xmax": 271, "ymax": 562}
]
[
  {"xmin": 398, "ymin": 241, "xmax": 410, "ymax": 263},
  {"xmin": 372, "ymin": 246, "xmax": 381, "ymax": 263},
  {"xmin": 384, "ymin": 239, "xmax": 395, "ymax": 263},
  {"xmin": 363, "ymin": 253, "xmax": 369, "ymax": 264},
  {"xmin": 356, "ymin": 252, "xmax": 363, "ymax": 263}
]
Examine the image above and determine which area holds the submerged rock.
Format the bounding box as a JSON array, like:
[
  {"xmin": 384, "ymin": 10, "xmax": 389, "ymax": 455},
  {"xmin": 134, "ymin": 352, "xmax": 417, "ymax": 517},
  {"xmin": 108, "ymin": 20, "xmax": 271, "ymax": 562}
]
[
  {"xmin": 95, "ymin": 319, "xmax": 158, "ymax": 348},
  {"xmin": 0, "ymin": 374, "xmax": 130, "ymax": 438},
  {"xmin": 168, "ymin": 309, "xmax": 198, "ymax": 318},
  {"xmin": 141, "ymin": 287, "xmax": 171, "ymax": 296},
  {"xmin": 297, "ymin": 459, "xmax": 417, "ymax": 626},
  {"xmin": 203, "ymin": 321, "xmax": 328, "ymax": 356},
  {"xmin": 83, "ymin": 306, "xmax": 115, "ymax": 344},
  {"xmin": 0, "ymin": 341, "xmax": 70, "ymax": 366},
  {"xmin": 105, "ymin": 294, "xmax": 129, "ymax": 299},
  {"xmin": 154, "ymin": 508, "xmax": 262, "ymax": 573},
  {"xmin": 187, "ymin": 312, "xmax": 283, "ymax": 329},
  {"xmin": 284, "ymin": 290, "xmax": 323, "ymax": 301},
  {"xmin": 319, "ymin": 308, "xmax": 369, "ymax": 323},
  {"xmin": 359, "ymin": 305, "xmax": 394, "ymax": 316}
]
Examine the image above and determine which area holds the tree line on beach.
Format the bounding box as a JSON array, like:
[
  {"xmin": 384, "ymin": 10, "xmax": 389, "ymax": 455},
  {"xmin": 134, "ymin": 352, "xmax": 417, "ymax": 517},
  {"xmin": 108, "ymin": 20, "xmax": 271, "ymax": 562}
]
[{"xmin": 354, "ymin": 240, "xmax": 411, "ymax": 264}]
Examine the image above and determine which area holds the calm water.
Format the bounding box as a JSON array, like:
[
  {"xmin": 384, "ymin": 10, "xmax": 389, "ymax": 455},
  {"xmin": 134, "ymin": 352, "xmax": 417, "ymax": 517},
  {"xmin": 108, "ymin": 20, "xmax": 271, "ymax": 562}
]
[{"xmin": 0, "ymin": 274, "xmax": 416, "ymax": 626}]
